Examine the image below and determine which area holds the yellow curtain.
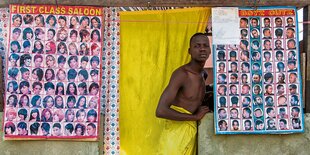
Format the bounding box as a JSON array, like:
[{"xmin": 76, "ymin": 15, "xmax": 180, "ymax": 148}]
[{"xmin": 120, "ymin": 7, "xmax": 211, "ymax": 155}]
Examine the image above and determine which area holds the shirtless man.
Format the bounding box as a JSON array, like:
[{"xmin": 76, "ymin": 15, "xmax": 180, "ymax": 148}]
[{"xmin": 156, "ymin": 33, "xmax": 211, "ymax": 154}]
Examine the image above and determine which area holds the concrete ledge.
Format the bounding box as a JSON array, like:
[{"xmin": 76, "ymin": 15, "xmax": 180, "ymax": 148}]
[
  {"xmin": 0, "ymin": 112, "xmax": 102, "ymax": 155},
  {"xmin": 198, "ymin": 113, "xmax": 310, "ymax": 155}
]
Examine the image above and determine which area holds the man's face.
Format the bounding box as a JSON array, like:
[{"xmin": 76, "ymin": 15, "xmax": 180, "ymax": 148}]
[
  {"xmin": 232, "ymin": 121, "xmax": 239, "ymax": 130},
  {"xmin": 292, "ymin": 109, "xmax": 299, "ymax": 117},
  {"xmin": 256, "ymin": 123, "xmax": 264, "ymax": 130},
  {"xmin": 219, "ymin": 122, "xmax": 228, "ymax": 131},
  {"xmin": 275, "ymin": 18, "xmax": 282, "ymax": 27},
  {"xmin": 288, "ymin": 63, "xmax": 295, "ymax": 70},
  {"xmin": 242, "ymin": 86, "xmax": 249, "ymax": 94},
  {"xmin": 230, "ymin": 75, "xmax": 237, "ymax": 83},
  {"xmin": 251, "ymin": 19, "xmax": 258, "ymax": 27},
  {"xmin": 231, "ymin": 86, "xmax": 237, "ymax": 94},
  {"xmin": 231, "ymin": 110, "xmax": 238, "ymax": 118},
  {"xmin": 287, "ymin": 18, "xmax": 294, "ymax": 26},
  {"xmin": 275, "ymin": 40, "xmax": 282, "ymax": 49},
  {"xmin": 218, "ymin": 87, "xmax": 225, "ymax": 95},
  {"xmin": 269, "ymin": 120, "xmax": 276, "ymax": 128},
  {"xmin": 289, "ymin": 87, "xmax": 297, "ymax": 94},
  {"xmin": 255, "ymin": 110, "xmax": 262, "ymax": 117},
  {"xmin": 231, "ymin": 64, "xmax": 237, "ymax": 71},
  {"xmin": 242, "ymin": 64, "xmax": 249, "ymax": 72},
  {"xmin": 264, "ymin": 53, "xmax": 271, "ymax": 61},
  {"xmin": 243, "ymin": 110, "xmax": 250, "ymax": 118},
  {"xmin": 278, "ymin": 97, "xmax": 287, "ymax": 105},
  {"xmin": 242, "ymin": 75, "xmax": 247, "ymax": 83},
  {"xmin": 218, "ymin": 64, "xmax": 225, "ymax": 71},
  {"xmin": 279, "ymin": 121, "xmax": 286, "ymax": 129},
  {"xmin": 286, "ymin": 29, "xmax": 294, "ymax": 38},
  {"xmin": 219, "ymin": 110, "xmax": 227, "ymax": 118},
  {"xmin": 264, "ymin": 18, "xmax": 270, "ymax": 27},
  {"xmin": 245, "ymin": 122, "xmax": 251, "ymax": 130},
  {"xmin": 253, "ymin": 86, "xmax": 260, "ymax": 94},
  {"xmin": 266, "ymin": 86, "xmax": 273, "ymax": 94},
  {"xmin": 278, "ymin": 86, "xmax": 284, "ymax": 94},
  {"xmin": 293, "ymin": 122, "xmax": 300, "ymax": 129},
  {"xmin": 264, "ymin": 30, "xmax": 271, "ymax": 38},
  {"xmin": 240, "ymin": 19, "xmax": 247, "ymax": 28},
  {"xmin": 290, "ymin": 97, "xmax": 297, "ymax": 105},
  {"xmin": 278, "ymin": 74, "xmax": 284, "ymax": 82},
  {"xmin": 264, "ymin": 41, "xmax": 271, "ymax": 49},
  {"xmin": 253, "ymin": 74, "xmax": 260, "ymax": 83},
  {"xmin": 268, "ymin": 109, "xmax": 276, "ymax": 118},
  {"xmin": 189, "ymin": 35, "xmax": 211, "ymax": 63},
  {"xmin": 218, "ymin": 75, "xmax": 225, "ymax": 83},
  {"xmin": 252, "ymin": 30, "xmax": 258, "ymax": 38},
  {"xmin": 288, "ymin": 41, "xmax": 295, "ymax": 49}
]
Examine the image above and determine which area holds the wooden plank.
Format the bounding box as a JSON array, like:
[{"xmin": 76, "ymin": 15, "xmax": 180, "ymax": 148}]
[
  {"xmin": 304, "ymin": 6, "xmax": 310, "ymax": 113},
  {"xmin": 0, "ymin": 0, "xmax": 310, "ymax": 7}
]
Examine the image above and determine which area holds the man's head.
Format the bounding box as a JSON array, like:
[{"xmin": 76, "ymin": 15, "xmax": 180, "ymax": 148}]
[
  {"xmin": 218, "ymin": 120, "xmax": 228, "ymax": 131},
  {"xmin": 241, "ymin": 84, "xmax": 250, "ymax": 95},
  {"xmin": 230, "ymin": 73, "xmax": 238, "ymax": 84},
  {"xmin": 232, "ymin": 120, "xmax": 239, "ymax": 130},
  {"xmin": 264, "ymin": 51, "xmax": 271, "ymax": 61},
  {"xmin": 263, "ymin": 40, "xmax": 271, "ymax": 50},
  {"xmin": 275, "ymin": 40, "xmax": 283, "ymax": 50},
  {"xmin": 267, "ymin": 119, "xmax": 276, "ymax": 129},
  {"xmin": 255, "ymin": 120, "xmax": 264, "ymax": 130},
  {"xmin": 240, "ymin": 18, "xmax": 248, "ymax": 28},
  {"xmin": 230, "ymin": 108, "xmax": 238, "ymax": 119},
  {"xmin": 287, "ymin": 39, "xmax": 296, "ymax": 49},
  {"xmin": 230, "ymin": 85, "xmax": 237, "ymax": 95},
  {"xmin": 286, "ymin": 28, "xmax": 295, "ymax": 38},
  {"xmin": 230, "ymin": 62, "xmax": 238, "ymax": 72},
  {"xmin": 278, "ymin": 96, "xmax": 287, "ymax": 106},
  {"xmin": 218, "ymin": 108, "xmax": 227, "ymax": 119},
  {"xmin": 277, "ymin": 84, "xmax": 285, "ymax": 95},
  {"xmin": 264, "ymin": 17, "xmax": 271, "ymax": 27},
  {"xmin": 251, "ymin": 18, "xmax": 258, "ymax": 27},
  {"xmin": 279, "ymin": 119, "xmax": 287, "ymax": 130},
  {"xmin": 286, "ymin": 17, "xmax": 294, "ymax": 27},
  {"xmin": 242, "ymin": 108, "xmax": 251, "ymax": 119},
  {"xmin": 275, "ymin": 17, "xmax": 283, "ymax": 27},
  {"xmin": 275, "ymin": 28, "xmax": 283, "ymax": 39},
  {"xmin": 289, "ymin": 84, "xmax": 297, "ymax": 94},
  {"xmin": 189, "ymin": 33, "xmax": 211, "ymax": 63},
  {"xmin": 290, "ymin": 95, "xmax": 299, "ymax": 106},
  {"xmin": 266, "ymin": 107, "xmax": 276, "ymax": 118},
  {"xmin": 291, "ymin": 107, "xmax": 300, "ymax": 117},
  {"xmin": 252, "ymin": 73, "xmax": 261, "ymax": 83},
  {"xmin": 244, "ymin": 120, "xmax": 252, "ymax": 130}
]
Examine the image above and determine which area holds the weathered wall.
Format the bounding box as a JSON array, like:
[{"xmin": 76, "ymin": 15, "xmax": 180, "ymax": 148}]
[
  {"xmin": 198, "ymin": 113, "xmax": 310, "ymax": 155},
  {"xmin": 0, "ymin": 113, "xmax": 102, "ymax": 155}
]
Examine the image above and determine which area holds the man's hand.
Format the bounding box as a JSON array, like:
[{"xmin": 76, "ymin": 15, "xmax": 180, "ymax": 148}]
[{"xmin": 194, "ymin": 106, "xmax": 210, "ymax": 120}]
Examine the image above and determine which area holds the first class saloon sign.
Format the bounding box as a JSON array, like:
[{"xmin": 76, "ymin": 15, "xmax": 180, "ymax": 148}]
[
  {"xmin": 213, "ymin": 7, "xmax": 304, "ymax": 134},
  {"xmin": 3, "ymin": 4, "xmax": 103, "ymax": 140}
]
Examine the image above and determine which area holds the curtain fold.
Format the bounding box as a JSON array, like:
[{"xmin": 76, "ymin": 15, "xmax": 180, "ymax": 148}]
[{"xmin": 120, "ymin": 7, "xmax": 211, "ymax": 155}]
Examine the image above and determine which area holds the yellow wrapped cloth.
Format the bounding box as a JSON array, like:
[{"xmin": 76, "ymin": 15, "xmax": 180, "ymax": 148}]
[{"xmin": 158, "ymin": 105, "xmax": 197, "ymax": 155}]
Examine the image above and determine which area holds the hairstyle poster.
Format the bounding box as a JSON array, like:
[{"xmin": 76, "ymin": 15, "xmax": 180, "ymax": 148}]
[
  {"xmin": 3, "ymin": 4, "xmax": 103, "ymax": 140},
  {"xmin": 214, "ymin": 7, "xmax": 304, "ymax": 134}
]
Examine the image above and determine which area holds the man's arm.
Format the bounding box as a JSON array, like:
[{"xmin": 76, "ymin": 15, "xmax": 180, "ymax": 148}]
[{"xmin": 155, "ymin": 70, "xmax": 209, "ymax": 121}]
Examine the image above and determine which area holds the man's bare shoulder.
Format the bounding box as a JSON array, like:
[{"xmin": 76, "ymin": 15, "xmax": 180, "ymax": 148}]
[{"xmin": 171, "ymin": 65, "xmax": 189, "ymax": 78}]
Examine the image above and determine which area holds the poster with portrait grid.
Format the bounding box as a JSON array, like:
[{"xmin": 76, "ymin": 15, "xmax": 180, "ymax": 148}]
[
  {"xmin": 3, "ymin": 4, "xmax": 103, "ymax": 140},
  {"xmin": 214, "ymin": 7, "xmax": 304, "ymax": 134}
]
